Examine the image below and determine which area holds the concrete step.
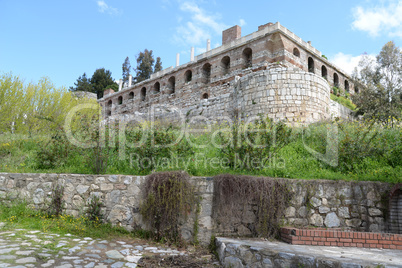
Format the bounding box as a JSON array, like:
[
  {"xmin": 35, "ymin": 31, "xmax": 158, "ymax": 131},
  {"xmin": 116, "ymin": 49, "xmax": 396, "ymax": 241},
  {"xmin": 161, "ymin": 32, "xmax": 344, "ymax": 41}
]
[{"xmin": 215, "ymin": 237, "xmax": 402, "ymax": 268}]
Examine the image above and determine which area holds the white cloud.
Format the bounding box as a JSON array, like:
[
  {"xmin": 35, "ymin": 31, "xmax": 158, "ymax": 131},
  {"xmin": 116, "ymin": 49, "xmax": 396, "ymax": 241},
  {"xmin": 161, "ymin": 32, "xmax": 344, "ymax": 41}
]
[
  {"xmin": 352, "ymin": 1, "xmax": 402, "ymax": 38},
  {"xmin": 96, "ymin": 1, "xmax": 120, "ymax": 15},
  {"xmin": 330, "ymin": 52, "xmax": 376, "ymax": 75},
  {"xmin": 239, "ymin": 19, "xmax": 246, "ymax": 27},
  {"xmin": 174, "ymin": 2, "xmax": 227, "ymax": 47}
]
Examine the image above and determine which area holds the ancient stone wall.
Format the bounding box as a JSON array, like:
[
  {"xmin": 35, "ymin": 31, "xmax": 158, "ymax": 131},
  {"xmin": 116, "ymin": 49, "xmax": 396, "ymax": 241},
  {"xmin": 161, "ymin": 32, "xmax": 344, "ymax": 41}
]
[
  {"xmin": 0, "ymin": 173, "xmax": 395, "ymax": 245},
  {"xmin": 106, "ymin": 66, "xmax": 331, "ymax": 124},
  {"xmin": 329, "ymin": 99, "xmax": 353, "ymax": 119},
  {"xmin": 101, "ymin": 22, "xmax": 355, "ymax": 123}
]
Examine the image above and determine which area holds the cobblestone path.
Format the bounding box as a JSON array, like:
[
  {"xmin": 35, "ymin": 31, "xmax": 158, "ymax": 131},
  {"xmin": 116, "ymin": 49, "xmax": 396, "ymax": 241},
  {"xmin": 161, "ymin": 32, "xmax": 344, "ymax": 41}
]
[{"xmin": 0, "ymin": 227, "xmax": 210, "ymax": 268}]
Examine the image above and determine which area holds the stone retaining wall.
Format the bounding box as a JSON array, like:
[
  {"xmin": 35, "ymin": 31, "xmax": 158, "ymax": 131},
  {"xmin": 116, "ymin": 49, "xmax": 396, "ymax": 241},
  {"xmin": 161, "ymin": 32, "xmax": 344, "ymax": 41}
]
[
  {"xmin": 329, "ymin": 99, "xmax": 353, "ymax": 119},
  {"xmin": 0, "ymin": 173, "xmax": 396, "ymax": 246},
  {"xmin": 215, "ymin": 179, "xmax": 394, "ymax": 237}
]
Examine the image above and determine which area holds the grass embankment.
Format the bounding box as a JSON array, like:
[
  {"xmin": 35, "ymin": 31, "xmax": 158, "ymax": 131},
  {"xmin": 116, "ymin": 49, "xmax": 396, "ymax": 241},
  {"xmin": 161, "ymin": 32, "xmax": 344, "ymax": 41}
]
[
  {"xmin": 330, "ymin": 93, "xmax": 357, "ymax": 111},
  {"xmin": 0, "ymin": 119, "xmax": 401, "ymax": 183},
  {"xmin": 0, "ymin": 200, "xmax": 133, "ymax": 239}
]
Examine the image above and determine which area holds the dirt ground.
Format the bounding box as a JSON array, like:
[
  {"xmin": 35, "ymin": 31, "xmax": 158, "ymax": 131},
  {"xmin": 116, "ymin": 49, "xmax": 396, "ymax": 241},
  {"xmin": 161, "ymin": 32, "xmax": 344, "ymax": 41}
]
[{"xmin": 138, "ymin": 246, "xmax": 222, "ymax": 267}]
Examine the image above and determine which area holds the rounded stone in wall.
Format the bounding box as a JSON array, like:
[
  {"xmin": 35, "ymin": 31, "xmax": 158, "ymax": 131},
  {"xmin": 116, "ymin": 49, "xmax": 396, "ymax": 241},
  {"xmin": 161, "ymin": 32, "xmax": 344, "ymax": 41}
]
[
  {"xmin": 324, "ymin": 212, "xmax": 340, "ymax": 228},
  {"xmin": 309, "ymin": 214, "xmax": 323, "ymax": 227}
]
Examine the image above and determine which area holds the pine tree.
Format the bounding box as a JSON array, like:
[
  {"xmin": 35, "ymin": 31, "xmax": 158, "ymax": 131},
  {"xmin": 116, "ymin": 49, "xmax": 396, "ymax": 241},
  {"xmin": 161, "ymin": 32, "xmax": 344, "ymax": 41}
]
[
  {"xmin": 122, "ymin": 56, "xmax": 131, "ymax": 83},
  {"xmin": 90, "ymin": 68, "xmax": 117, "ymax": 99},
  {"xmin": 69, "ymin": 73, "xmax": 92, "ymax": 92}
]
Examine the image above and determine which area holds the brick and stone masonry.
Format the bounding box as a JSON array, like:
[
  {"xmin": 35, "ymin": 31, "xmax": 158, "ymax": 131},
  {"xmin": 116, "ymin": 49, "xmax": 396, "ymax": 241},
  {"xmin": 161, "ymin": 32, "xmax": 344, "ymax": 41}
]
[{"xmin": 100, "ymin": 22, "xmax": 355, "ymax": 124}]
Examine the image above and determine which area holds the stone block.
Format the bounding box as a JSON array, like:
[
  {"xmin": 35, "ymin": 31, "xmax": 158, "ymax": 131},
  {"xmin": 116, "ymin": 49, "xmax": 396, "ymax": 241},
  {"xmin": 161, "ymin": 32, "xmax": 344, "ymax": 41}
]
[
  {"xmin": 310, "ymin": 197, "xmax": 321, "ymax": 207},
  {"xmin": 285, "ymin": 207, "xmax": 296, "ymax": 218},
  {"xmin": 368, "ymin": 208, "xmax": 382, "ymax": 217},
  {"xmin": 324, "ymin": 212, "xmax": 340, "ymax": 228},
  {"xmin": 76, "ymin": 185, "xmax": 89, "ymax": 195},
  {"xmin": 337, "ymin": 207, "xmax": 350, "ymax": 219},
  {"xmin": 100, "ymin": 183, "xmax": 113, "ymax": 191},
  {"xmin": 309, "ymin": 214, "xmax": 323, "ymax": 227}
]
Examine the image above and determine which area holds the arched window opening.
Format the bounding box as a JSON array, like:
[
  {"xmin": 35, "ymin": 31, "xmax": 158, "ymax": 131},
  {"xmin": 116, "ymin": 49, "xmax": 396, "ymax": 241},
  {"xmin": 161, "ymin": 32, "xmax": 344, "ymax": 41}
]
[
  {"xmin": 293, "ymin": 48, "xmax": 300, "ymax": 57},
  {"xmin": 242, "ymin": 48, "xmax": 252, "ymax": 68},
  {"xmin": 355, "ymin": 86, "xmax": 359, "ymax": 94},
  {"xmin": 345, "ymin": 80, "xmax": 350, "ymax": 92},
  {"xmin": 167, "ymin": 76, "xmax": 175, "ymax": 94},
  {"xmin": 221, "ymin": 56, "xmax": 230, "ymax": 75},
  {"xmin": 118, "ymin": 96, "xmax": 123, "ymax": 105},
  {"xmin": 129, "ymin": 92, "xmax": 134, "ymax": 99},
  {"xmin": 141, "ymin": 87, "xmax": 146, "ymax": 101},
  {"xmin": 202, "ymin": 63, "xmax": 211, "ymax": 84},
  {"xmin": 202, "ymin": 93, "xmax": 209, "ymax": 99},
  {"xmin": 308, "ymin": 57, "xmax": 315, "ymax": 73},
  {"xmin": 153, "ymin": 82, "xmax": 160, "ymax": 94},
  {"xmin": 107, "ymin": 100, "xmax": 112, "ymax": 116},
  {"xmin": 333, "ymin": 73, "xmax": 339, "ymax": 88},
  {"xmin": 321, "ymin": 65, "xmax": 328, "ymax": 79},
  {"xmin": 185, "ymin": 70, "xmax": 192, "ymax": 83}
]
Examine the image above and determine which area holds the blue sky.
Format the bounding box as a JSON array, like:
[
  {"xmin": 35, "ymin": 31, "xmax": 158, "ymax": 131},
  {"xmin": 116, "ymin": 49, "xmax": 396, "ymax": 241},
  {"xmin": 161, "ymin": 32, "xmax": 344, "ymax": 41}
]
[{"xmin": 1, "ymin": 0, "xmax": 401, "ymax": 89}]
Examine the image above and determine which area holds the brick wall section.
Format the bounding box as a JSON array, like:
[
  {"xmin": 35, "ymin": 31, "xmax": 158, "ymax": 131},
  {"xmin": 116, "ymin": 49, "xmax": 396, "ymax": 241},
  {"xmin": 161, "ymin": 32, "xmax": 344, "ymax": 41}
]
[
  {"xmin": 222, "ymin": 25, "xmax": 241, "ymax": 45},
  {"xmin": 281, "ymin": 227, "xmax": 402, "ymax": 250}
]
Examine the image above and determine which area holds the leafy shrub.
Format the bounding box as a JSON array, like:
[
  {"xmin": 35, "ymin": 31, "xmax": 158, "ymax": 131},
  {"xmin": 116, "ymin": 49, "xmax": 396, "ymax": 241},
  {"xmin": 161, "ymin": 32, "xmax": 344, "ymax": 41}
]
[
  {"xmin": 217, "ymin": 115, "xmax": 292, "ymax": 170},
  {"xmin": 123, "ymin": 125, "xmax": 193, "ymax": 173},
  {"xmin": 35, "ymin": 128, "xmax": 74, "ymax": 169},
  {"xmin": 86, "ymin": 195, "xmax": 104, "ymax": 225},
  {"xmin": 337, "ymin": 121, "xmax": 381, "ymax": 172},
  {"xmin": 0, "ymin": 142, "xmax": 12, "ymax": 156}
]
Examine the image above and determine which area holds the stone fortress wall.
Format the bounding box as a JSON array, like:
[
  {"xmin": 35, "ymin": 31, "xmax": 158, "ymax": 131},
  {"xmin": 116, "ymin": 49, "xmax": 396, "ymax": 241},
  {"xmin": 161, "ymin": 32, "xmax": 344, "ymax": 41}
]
[{"xmin": 100, "ymin": 22, "xmax": 356, "ymax": 124}]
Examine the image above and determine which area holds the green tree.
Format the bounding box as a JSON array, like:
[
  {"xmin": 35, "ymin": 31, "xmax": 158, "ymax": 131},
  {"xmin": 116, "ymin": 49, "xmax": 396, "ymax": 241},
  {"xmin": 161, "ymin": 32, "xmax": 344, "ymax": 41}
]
[
  {"xmin": 352, "ymin": 41, "xmax": 402, "ymax": 126},
  {"xmin": 69, "ymin": 73, "xmax": 92, "ymax": 92},
  {"xmin": 0, "ymin": 73, "xmax": 99, "ymax": 135},
  {"xmin": 105, "ymin": 83, "xmax": 118, "ymax": 91},
  {"xmin": 90, "ymin": 68, "xmax": 117, "ymax": 99},
  {"xmin": 134, "ymin": 49, "xmax": 155, "ymax": 83},
  {"xmin": 154, "ymin": 57, "xmax": 163, "ymax": 73},
  {"xmin": 122, "ymin": 56, "xmax": 131, "ymax": 84}
]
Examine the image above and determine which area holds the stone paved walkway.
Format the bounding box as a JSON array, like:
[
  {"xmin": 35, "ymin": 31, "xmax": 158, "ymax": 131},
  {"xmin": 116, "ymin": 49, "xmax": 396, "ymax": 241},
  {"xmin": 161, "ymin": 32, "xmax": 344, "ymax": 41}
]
[{"xmin": 0, "ymin": 227, "xmax": 194, "ymax": 268}]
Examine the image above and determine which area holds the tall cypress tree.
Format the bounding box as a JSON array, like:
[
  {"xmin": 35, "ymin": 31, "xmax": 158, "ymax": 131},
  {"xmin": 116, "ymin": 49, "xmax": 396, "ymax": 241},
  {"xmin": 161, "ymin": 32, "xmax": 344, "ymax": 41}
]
[
  {"xmin": 154, "ymin": 57, "xmax": 163, "ymax": 73},
  {"xmin": 122, "ymin": 56, "xmax": 131, "ymax": 83}
]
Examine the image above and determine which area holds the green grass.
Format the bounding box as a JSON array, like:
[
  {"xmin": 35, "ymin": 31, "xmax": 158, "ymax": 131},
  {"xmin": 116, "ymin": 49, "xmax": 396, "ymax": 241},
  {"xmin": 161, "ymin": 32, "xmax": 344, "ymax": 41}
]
[
  {"xmin": 0, "ymin": 200, "xmax": 132, "ymax": 239},
  {"xmin": 330, "ymin": 93, "xmax": 357, "ymax": 111},
  {"xmin": 0, "ymin": 119, "xmax": 401, "ymax": 184}
]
